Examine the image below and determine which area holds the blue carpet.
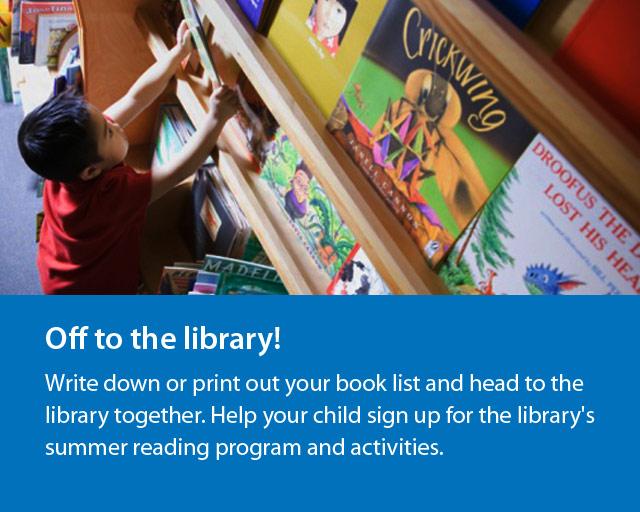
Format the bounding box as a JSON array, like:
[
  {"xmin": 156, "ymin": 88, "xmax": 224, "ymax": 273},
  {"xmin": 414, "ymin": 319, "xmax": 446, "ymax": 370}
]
[{"xmin": 0, "ymin": 102, "xmax": 43, "ymax": 294}]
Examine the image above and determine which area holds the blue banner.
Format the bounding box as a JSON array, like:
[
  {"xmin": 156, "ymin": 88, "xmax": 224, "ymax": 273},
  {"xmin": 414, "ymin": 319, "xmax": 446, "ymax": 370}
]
[{"xmin": 1, "ymin": 297, "xmax": 637, "ymax": 510}]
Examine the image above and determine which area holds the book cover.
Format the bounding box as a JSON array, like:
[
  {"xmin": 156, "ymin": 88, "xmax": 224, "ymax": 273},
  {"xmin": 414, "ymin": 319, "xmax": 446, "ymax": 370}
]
[
  {"xmin": 268, "ymin": 0, "xmax": 387, "ymax": 119},
  {"xmin": 489, "ymin": 0, "xmax": 542, "ymax": 28},
  {"xmin": 152, "ymin": 104, "xmax": 188, "ymax": 168},
  {"xmin": 235, "ymin": 71, "xmax": 279, "ymax": 172},
  {"xmin": 179, "ymin": 0, "xmax": 219, "ymax": 82},
  {"xmin": 0, "ymin": 11, "xmax": 10, "ymax": 48},
  {"xmin": 554, "ymin": 0, "xmax": 640, "ymax": 140},
  {"xmin": 11, "ymin": 0, "xmax": 21, "ymax": 56},
  {"xmin": 327, "ymin": 0, "xmax": 535, "ymax": 266},
  {"xmin": 242, "ymin": 233, "xmax": 272, "ymax": 266},
  {"xmin": 236, "ymin": 0, "xmax": 268, "ymax": 30},
  {"xmin": 158, "ymin": 266, "xmax": 199, "ymax": 295},
  {"xmin": 261, "ymin": 128, "xmax": 357, "ymax": 278},
  {"xmin": 326, "ymin": 244, "xmax": 390, "ymax": 295},
  {"xmin": 202, "ymin": 255, "xmax": 282, "ymax": 284},
  {"xmin": 216, "ymin": 273, "xmax": 288, "ymax": 295},
  {"xmin": 19, "ymin": 1, "xmax": 73, "ymax": 64},
  {"xmin": 192, "ymin": 165, "xmax": 249, "ymax": 260},
  {"xmin": 439, "ymin": 134, "xmax": 640, "ymax": 295},
  {"xmin": 192, "ymin": 270, "xmax": 220, "ymax": 294},
  {"xmin": 33, "ymin": 13, "xmax": 75, "ymax": 67}
]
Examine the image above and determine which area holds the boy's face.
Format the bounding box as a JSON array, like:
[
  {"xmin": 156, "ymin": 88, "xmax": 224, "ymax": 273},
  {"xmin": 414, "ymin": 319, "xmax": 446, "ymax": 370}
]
[
  {"xmin": 315, "ymin": 0, "xmax": 348, "ymax": 40},
  {"xmin": 88, "ymin": 105, "xmax": 129, "ymax": 173}
]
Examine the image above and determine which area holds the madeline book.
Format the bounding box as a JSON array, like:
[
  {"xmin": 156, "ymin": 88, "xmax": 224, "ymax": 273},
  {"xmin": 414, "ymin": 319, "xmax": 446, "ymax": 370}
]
[
  {"xmin": 216, "ymin": 273, "xmax": 288, "ymax": 295},
  {"xmin": 202, "ymin": 255, "xmax": 282, "ymax": 284},
  {"xmin": 327, "ymin": 0, "xmax": 535, "ymax": 267},
  {"xmin": 439, "ymin": 134, "xmax": 640, "ymax": 295},
  {"xmin": 261, "ymin": 128, "xmax": 357, "ymax": 279},
  {"xmin": 18, "ymin": 1, "xmax": 74, "ymax": 64},
  {"xmin": 268, "ymin": 0, "xmax": 386, "ymax": 119}
]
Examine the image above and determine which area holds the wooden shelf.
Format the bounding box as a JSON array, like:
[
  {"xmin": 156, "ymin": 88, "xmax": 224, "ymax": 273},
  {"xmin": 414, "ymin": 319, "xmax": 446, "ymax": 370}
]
[
  {"xmin": 136, "ymin": 6, "xmax": 330, "ymax": 295},
  {"xmin": 136, "ymin": 0, "xmax": 447, "ymax": 295}
]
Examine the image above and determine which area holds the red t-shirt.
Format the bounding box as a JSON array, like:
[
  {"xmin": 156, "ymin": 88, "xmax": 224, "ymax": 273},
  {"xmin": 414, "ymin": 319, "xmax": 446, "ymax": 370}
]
[{"xmin": 37, "ymin": 164, "xmax": 152, "ymax": 294}]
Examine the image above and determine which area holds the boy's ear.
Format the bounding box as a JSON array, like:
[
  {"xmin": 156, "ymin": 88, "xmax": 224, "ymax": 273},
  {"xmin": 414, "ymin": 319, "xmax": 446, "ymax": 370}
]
[{"xmin": 78, "ymin": 166, "xmax": 103, "ymax": 181}]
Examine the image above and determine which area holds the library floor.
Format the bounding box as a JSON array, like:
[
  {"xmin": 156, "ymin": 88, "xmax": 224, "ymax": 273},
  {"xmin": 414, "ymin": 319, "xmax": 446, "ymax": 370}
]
[{"xmin": 0, "ymin": 102, "xmax": 42, "ymax": 294}]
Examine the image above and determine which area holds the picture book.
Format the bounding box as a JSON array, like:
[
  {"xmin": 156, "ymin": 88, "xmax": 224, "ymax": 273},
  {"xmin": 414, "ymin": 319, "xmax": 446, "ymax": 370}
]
[
  {"xmin": 179, "ymin": 0, "xmax": 219, "ymax": 82},
  {"xmin": 11, "ymin": 0, "xmax": 20, "ymax": 56},
  {"xmin": 0, "ymin": 11, "xmax": 10, "ymax": 49},
  {"xmin": 554, "ymin": 0, "xmax": 639, "ymax": 140},
  {"xmin": 327, "ymin": 0, "xmax": 535, "ymax": 267},
  {"xmin": 267, "ymin": 0, "xmax": 387, "ymax": 119},
  {"xmin": 236, "ymin": 0, "xmax": 277, "ymax": 32},
  {"xmin": 19, "ymin": 1, "xmax": 74, "ymax": 64},
  {"xmin": 0, "ymin": 47, "xmax": 11, "ymax": 102},
  {"xmin": 235, "ymin": 71, "xmax": 279, "ymax": 172},
  {"xmin": 202, "ymin": 255, "xmax": 282, "ymax": 284},
  {"xmin": 33, "ymin": 13, "xmax": 76, "ymax": 67},
  {"xmin": 440, "ymin": 134, "xmax": 640, "ymax": 295},
  {"xmin": 192, "ymin": 270, "xmax": 220, "ymax": 294},
  {"xmin": 489, "ymin": 0, "xmax": 542, "ymax": 28},
  {"xmin": 216, "ymin": 273, "xmax": 288, "ymax": 295},
  {"xmin": 191, "ymin": 165, "xmax": 251, "ymax": 260},
  {"xmin": 158, "ymin": 266, "xmax": 199, "ymax": 295},
  {"xmin": 242, "ymin": 233, "xmax": 272, "ymax": 266},
  {"xmin": 152, "ymin": 104, "xmax": 189, "ymax": 168},
  {"xmin": 261, "ymin": 128, "xmax": 357, "ymax": 278},
  {"xmin": 327, "ymin": 244, "xmax": 390, "ymax": 295}
]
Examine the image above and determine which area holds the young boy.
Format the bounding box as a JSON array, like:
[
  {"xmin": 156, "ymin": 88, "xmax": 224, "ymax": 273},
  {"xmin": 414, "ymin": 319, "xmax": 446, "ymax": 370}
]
[{"xmin": 18, "ymin": 22, "xmax": 239, "ymax": 294}]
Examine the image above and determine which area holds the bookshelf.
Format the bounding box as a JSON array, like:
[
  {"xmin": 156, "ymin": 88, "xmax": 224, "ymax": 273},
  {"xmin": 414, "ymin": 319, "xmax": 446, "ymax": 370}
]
[{"xmin": 73, "ymin": 0, "xmax": 639, "ymax": 295}]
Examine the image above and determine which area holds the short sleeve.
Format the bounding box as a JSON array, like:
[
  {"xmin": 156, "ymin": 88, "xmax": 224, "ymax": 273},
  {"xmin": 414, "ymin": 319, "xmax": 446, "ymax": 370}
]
[{"xmin": 97, "ymin": 165, "xmax": 152, "ymax": 223}]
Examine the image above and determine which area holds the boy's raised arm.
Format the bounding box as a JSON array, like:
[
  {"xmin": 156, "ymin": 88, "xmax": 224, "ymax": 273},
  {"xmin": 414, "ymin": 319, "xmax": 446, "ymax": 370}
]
[
  {"xmin": 104, "ymin": 21, "xmax": 194, "ymax": 128},
  {"xmin": 149, "ymin": 86, "xmax": 239, "ymax": 203}
]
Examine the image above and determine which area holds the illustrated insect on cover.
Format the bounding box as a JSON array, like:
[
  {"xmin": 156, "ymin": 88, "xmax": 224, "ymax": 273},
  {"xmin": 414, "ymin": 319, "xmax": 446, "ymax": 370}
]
[
  {"xmin": 261, "ymin": 128, "xmax": 357, "ymax": 279},
  {"xmin": 439, "ymin": 134, "xmax": 640, "ymax": 295},
  {"xmin": 327, "ymin": 0, "xmax": 535, "ymax": 267}
]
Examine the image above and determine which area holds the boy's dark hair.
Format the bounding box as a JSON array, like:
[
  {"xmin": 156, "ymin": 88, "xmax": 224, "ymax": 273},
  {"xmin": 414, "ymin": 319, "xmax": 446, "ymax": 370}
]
[{"xmin": 18, "ymin": 89, "xmax": 100, "ymax": 182}]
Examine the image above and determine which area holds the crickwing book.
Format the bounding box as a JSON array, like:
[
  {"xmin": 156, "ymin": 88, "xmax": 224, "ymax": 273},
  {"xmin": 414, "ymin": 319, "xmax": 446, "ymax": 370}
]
[{"xmin": 327, "ymin": 0, "xmax": 535, "ymax": 267}]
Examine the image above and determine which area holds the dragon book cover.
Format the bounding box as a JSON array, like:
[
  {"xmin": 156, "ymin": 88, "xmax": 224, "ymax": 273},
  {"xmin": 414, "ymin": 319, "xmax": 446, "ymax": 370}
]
[
  {"xmin": 327, "ymin": 0, "xmax": 535, "ymax": 266},
  {"xmin": 439, "ymin": 134, "xmax": 640, "ymax": 295},
  {"xmin": 261, "ymin": 128, "xmax": 357, "ymax": 279}
]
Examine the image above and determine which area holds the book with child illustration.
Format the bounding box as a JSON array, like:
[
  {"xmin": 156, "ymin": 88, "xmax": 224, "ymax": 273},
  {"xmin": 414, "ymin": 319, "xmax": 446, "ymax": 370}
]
[
  {"xmin": 327, "ymin": 0, "xmax": 535, "ymax": 267},
  {"xmin": 267, "ymin": 0, "xmax": 387, "ymax": 119},
  {"xmin": 439, "ymin": 134, "xmax": 640, "ymax": 295},
  {"xmin": 261, "ymin": 128, "xmax": 357, "ymax": 279}
]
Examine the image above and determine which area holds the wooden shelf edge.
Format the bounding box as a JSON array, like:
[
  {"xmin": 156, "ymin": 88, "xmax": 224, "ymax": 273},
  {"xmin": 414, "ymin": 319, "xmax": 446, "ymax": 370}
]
[
  {"xmin": 416, "ymin": 0, "xmax": 640, "ymax": 233},
  {"xmin": 136, "ymin": 7, "xmax": 330, "ymax": 295},
  {"xmin": 197, "ymin": 0, "xmax": 447, "ymax": 295}
]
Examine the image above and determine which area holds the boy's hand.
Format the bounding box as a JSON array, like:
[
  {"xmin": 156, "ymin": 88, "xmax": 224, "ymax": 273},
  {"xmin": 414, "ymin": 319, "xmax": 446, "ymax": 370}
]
[
  {"xmin": 175, "ymin": 20, "xmax": 195, "ymax": 61},
  {"xmin": 207, "ymin": 85, "xmax": 240, "ymax": 127}
]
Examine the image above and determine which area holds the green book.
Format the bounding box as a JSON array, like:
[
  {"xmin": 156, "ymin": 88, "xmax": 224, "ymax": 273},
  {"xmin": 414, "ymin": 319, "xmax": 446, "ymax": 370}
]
[
  {"xmin": 0, "ymin": 48, "xmax": 12, "ymax": 103},
  {"xmin": 216, "ymin": 273, "xmax": 288, "ymax": 295},
  {"xmin": 202, "ymin": 255, "xmax": 282, "ymax": 284}
]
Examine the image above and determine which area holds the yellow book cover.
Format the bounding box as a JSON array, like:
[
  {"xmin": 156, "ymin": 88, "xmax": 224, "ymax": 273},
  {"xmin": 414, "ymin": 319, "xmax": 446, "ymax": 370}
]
[
  {"xmin": 0, "ymin": 12, "xmax": 11, "ymax": 48},
  {"xmin": 268, "ymin": 0, "xmax": 386, "ymax": 119}
]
